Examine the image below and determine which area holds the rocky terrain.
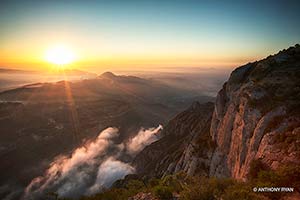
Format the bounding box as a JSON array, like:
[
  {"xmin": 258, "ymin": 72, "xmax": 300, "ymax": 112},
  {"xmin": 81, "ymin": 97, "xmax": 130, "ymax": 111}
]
[
  {"xmin": 134, "ymin": 44, "xmax": 300, "ymax": 181},
  {"xmin": 133, "ymin": 102, "xmax": 215, "ymax": 177},
  {"xmin": 210, "ymin": 44, "xmax": 300, "ymax": 179}
]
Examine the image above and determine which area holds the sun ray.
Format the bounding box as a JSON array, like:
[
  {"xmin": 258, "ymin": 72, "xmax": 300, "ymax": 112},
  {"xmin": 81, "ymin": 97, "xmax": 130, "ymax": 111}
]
[{"xmin": 62, "ymin": 72, "xmax": 80, "ymax": 145}]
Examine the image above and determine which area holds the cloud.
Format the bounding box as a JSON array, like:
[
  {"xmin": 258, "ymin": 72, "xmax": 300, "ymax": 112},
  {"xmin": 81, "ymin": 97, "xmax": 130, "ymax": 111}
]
[
  {"xmin": 86, "ymin": 157, "xmax": 135, "ymax": 195},
  {"xmin": 24, "ymin": 127, "xmax": 120, "ymax": 199},
  {"xmin": 24, "ymin": 125, "xmax": 162, "ymax": 199},
  {"xmin": 126, "ymin": 125, "xmax": 163, "ymax": 155}
]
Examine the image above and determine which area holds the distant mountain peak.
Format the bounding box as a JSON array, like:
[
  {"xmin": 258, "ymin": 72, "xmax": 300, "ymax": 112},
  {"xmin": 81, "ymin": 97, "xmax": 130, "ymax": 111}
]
[{"xmin": 100, "ymin": 71, "xmax": 117, "ymax": 79}]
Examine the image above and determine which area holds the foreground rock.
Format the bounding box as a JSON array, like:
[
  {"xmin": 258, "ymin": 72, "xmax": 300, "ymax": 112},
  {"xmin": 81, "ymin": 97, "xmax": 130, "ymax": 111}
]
[{"xmin": 128, "ymin": 192, "xmax": 159, "ymax": 200}]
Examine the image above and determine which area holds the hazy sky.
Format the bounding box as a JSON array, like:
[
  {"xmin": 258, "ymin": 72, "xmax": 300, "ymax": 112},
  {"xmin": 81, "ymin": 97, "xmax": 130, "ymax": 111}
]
[{"xmin": 1, "ymin": 0, "xmax": 300, "ymax": 72}]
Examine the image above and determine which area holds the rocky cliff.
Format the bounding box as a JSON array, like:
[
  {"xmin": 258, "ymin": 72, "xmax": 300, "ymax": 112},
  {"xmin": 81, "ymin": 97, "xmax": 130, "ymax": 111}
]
[
  {"xmin": 134, "ymin": 44, "xmax": 300, "ymax": 181},
  {"xmin": 210, "ymin": 44, "xmax": 300, "ymax": 179}
]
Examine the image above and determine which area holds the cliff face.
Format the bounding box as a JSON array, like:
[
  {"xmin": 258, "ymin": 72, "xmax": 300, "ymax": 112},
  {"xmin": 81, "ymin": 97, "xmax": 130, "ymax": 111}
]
[
  {"xmin": 133, "ymin": 45, "xmax": 300, "ymax": 181},
  {"xmin": 210, "ymin": 45, "xmax": 300, "ymax": 179},
  {"xmin": 133, "ymin": 102, "xmax": 215, "ymax": 177}
]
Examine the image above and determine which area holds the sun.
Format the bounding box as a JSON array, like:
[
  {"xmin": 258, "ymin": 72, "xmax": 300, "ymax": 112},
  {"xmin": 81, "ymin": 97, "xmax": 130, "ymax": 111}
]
[{"xmin": 45, "ymin": 45, "xmax": 76, "ymax": 66}]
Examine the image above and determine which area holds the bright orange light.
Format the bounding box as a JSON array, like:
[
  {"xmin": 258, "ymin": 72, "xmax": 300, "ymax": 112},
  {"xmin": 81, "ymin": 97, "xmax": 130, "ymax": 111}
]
[{"xmin": 45, "ymin": 45, "xmax": 76, "ymax": 65}]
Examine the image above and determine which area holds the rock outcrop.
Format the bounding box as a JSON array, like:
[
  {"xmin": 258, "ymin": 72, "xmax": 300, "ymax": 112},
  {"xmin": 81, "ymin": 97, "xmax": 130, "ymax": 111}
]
[{"xmin": 210, "ymin": 44, "xmax": 300, "ymax": 179}]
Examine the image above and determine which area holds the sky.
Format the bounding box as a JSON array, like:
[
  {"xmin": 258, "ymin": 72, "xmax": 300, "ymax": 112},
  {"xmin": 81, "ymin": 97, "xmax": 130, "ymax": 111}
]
[{"xmin": 0, "ymin": 0, "xmax": 300, "ymax": 73}]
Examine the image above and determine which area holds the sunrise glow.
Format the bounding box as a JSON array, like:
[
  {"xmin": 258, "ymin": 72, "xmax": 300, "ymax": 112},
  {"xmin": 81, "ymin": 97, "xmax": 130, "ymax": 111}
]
[
  {"xmin": 45, "ymin": 45, "xmax": 75, "ymax": 66},
  {"xmin": 0, "ymin": 1, "xmax": 299, "ymax": 72}
]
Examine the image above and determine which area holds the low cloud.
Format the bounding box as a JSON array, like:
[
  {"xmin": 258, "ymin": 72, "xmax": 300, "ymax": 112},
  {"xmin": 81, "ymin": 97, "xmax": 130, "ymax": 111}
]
[
  {"xmin": 86, "ymin": 157, "xmax": 135, "ymax": 195},
  {"xmin": 24, "ymin": 125, "xmax": 162, "ymax": 199},
  {"xmin": 126, "ymin": 125, "xmax": 163, "ymax": 155}
]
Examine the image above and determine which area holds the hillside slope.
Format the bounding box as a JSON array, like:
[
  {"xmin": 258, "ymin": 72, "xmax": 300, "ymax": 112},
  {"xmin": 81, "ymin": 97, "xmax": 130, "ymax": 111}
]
[{"xmin": 133, "ymin": 102, "xmax": 214, "ymax": 177}]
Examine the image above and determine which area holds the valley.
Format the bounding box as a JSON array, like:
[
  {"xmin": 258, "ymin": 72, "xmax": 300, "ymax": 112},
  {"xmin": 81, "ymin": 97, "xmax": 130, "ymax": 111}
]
[{"xmin": 0, "ymin": 71, "xmax": 215, "ymax": 199}]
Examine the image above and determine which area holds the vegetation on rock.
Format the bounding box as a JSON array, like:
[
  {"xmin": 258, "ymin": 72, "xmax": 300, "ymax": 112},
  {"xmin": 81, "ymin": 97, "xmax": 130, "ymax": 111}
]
[{"xmin": 55, "ymin": 164, "xmax": 299, "ymax": 200}]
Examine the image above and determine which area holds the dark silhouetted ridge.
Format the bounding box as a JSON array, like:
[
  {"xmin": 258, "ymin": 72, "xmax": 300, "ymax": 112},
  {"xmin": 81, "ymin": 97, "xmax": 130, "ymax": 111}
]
[{"xmin": 100, "ymin": 71, "xmax": 117, "ymax": 79}]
